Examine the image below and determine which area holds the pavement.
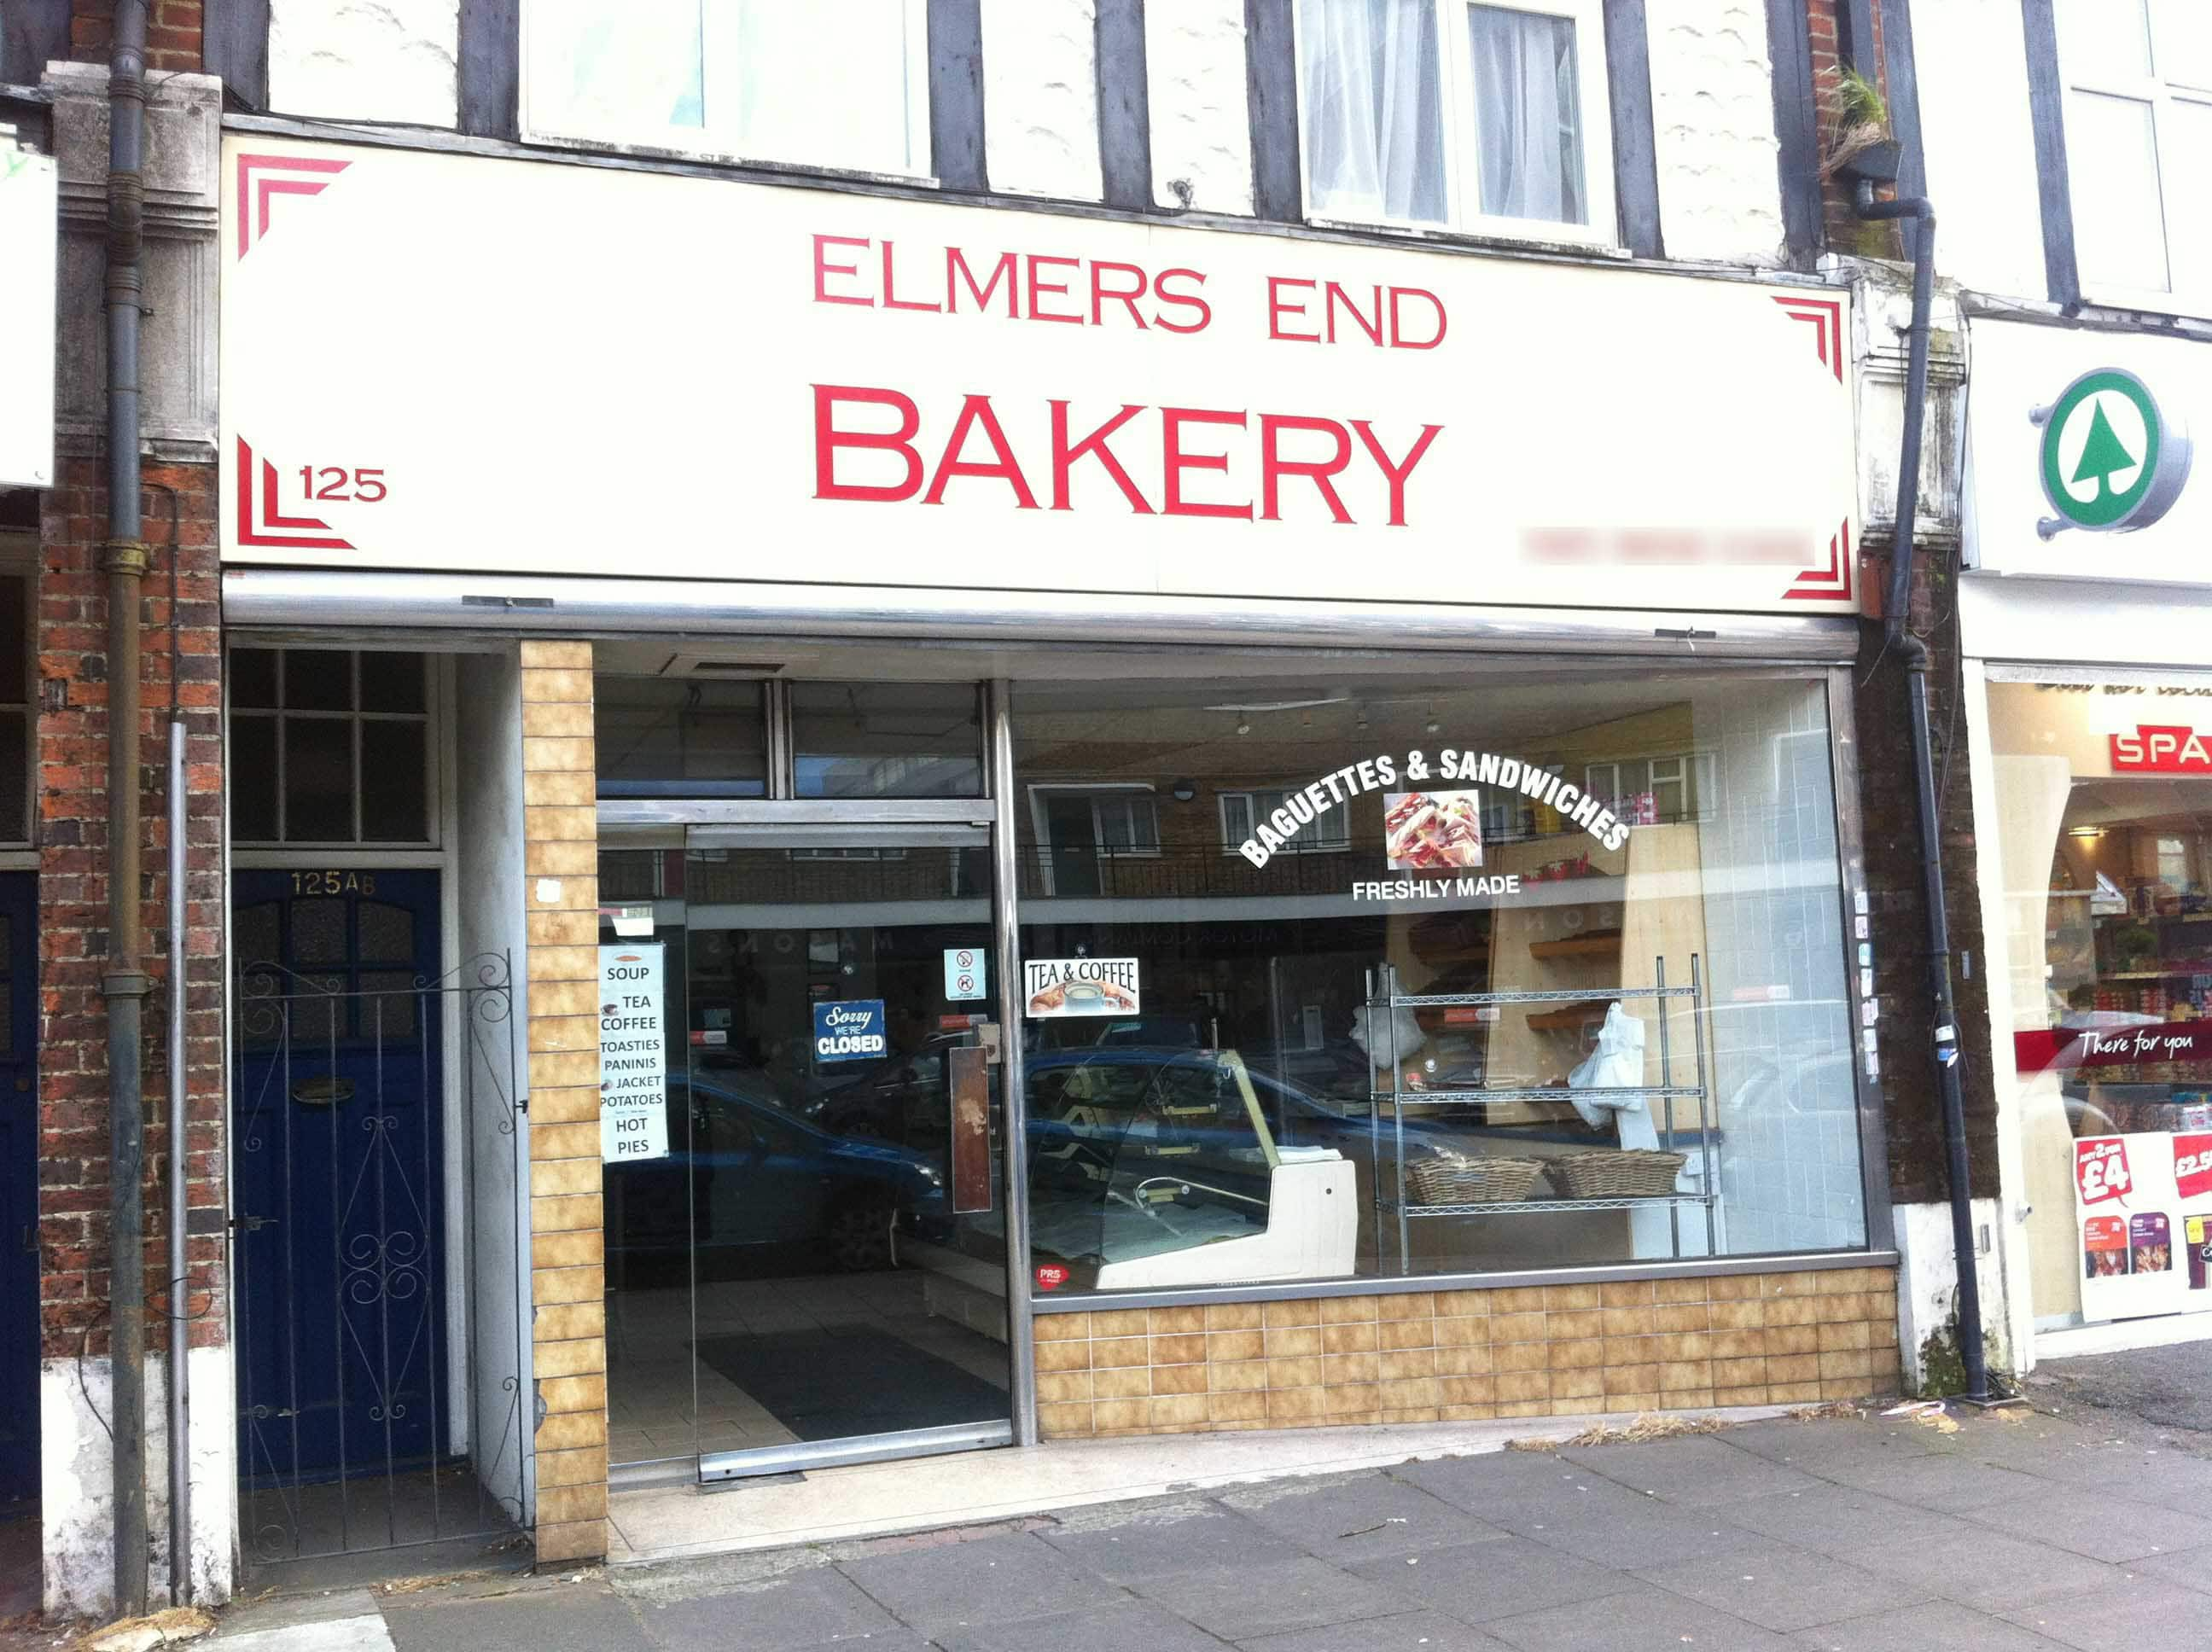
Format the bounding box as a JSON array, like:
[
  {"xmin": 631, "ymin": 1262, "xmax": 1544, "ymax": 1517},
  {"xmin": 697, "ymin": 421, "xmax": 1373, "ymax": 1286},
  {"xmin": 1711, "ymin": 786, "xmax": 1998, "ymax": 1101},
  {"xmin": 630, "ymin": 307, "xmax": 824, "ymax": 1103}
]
[{"xmin": 189, "ymin": 1399, "xmax": 2212, "ymax": 1652}]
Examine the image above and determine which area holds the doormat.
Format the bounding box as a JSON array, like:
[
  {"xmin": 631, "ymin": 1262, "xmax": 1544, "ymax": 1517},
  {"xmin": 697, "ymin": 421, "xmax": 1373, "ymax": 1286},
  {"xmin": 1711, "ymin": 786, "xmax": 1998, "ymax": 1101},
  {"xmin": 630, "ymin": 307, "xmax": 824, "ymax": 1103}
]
[{"xmin": 692, "ymin": 1328, "xmax": 1009, "ymax": 1442}]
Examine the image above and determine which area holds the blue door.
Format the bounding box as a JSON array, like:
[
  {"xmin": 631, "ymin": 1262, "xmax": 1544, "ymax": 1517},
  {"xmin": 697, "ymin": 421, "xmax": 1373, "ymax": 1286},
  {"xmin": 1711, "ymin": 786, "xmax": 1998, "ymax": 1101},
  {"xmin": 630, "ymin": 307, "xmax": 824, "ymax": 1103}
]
[
  {"xmin": 230, "ymin": 870, "xmax": 445, "ymax": 1485},
  {"xmin": 0, "ymin": 874, "xmax": 38, "ymax": 1505}
]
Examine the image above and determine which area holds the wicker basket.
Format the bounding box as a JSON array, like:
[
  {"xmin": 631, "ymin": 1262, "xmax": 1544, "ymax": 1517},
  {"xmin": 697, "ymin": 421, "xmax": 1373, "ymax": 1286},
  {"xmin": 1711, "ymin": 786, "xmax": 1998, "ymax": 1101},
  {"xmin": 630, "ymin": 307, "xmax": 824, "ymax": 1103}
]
[
  {"xmin": 1545, "ymin": 1148, "xmax": 1687, "ymax": 1200},
  {"xmin": 1407, "ymin": 1151, "xmax": 1547, "ymax": 1207}
]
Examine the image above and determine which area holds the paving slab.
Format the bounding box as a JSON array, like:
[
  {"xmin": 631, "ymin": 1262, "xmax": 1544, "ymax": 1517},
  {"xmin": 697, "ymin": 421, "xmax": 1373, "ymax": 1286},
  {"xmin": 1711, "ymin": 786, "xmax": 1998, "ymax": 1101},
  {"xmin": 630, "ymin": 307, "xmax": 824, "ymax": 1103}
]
[
  {"xmin": 835, "ymin": 1531, "xmax": 1127, "ymax": 1634},
  {"xmin": 1500, "ymin": 1496, "xmax": 1771, "ymax": 1570},
  {"xmin": 631, "ymin": 1566, "xmax": 909, "ymax": 1650},
  {"xmin": 1038, "ymin": 1498, "xmax": 1308, "ymax": 1581},
  {"xmin": 1631, "ymin": 1536, "xmax": 1931, "ymax": 1632},
  {"xmin": 1718, "ymin": 1419, "xmax": 1941, "ymax": 1470},
  {"xmin": 1789, "ymin": 1599, "xmax": 2073, "ymax": 1652},
  {"xmin": 1717, "ymin": 1483, "xmax": 1965, "ymax": 1554},
  {"xmin": 1959, "ymin": 1484, "xmax": 2212, "ymax": 1562},
  {"xmin": 1128, "ymin": 1556, "xmax": 1402, "ymax": 1642},
  {"xmin": 1479, "ymin": 1584, "xmax": 1797, "ymax": 1651},
  {"xmin": 1557, "ymin": 1435, "xmax": 1830, "ymax": 1506},
  {"xmin": 1809, "ymin": 1452, "xmax": 2054, "ymax": 1513},
  {"xmin": 1388, "ymin": 1451, "xmax": 1627, "ymax": 1515},
  {"xmin": 1345, "ymin": 1537, "xmax": 1632, "ymax": 1624},
  {"xmin": 1220, "ymin": 1472, "xmax": 1512, "ymax": 1561},
  {"xmin": 933, "ymin": 1598, "xmax": 1235, "ymax": 1652},
  {"xmin": 2001, "ymin": 1575, "xmax": 2212, "ymax": 1648},
  {"xmin": 1825, "ymin": 1523, "xmax": 2122, "ymax": 1614},
  {"xmin": 1234, "ymin": 1608, "xmax": 1512, "ymax": 1651},
  {"xmin": 2121, "ymin": 1541, "xmax": 2212, "ymax": 1592},
  {"xmin": 381, "ymin": 1585, "xmax": 646, "ymax": 1652}
]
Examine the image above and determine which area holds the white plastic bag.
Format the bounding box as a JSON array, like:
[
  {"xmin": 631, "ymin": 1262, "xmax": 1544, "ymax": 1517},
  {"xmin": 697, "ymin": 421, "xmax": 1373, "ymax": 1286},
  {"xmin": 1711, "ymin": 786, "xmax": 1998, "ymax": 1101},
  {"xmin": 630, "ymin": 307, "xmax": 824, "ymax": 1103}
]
[
  {"xmin": 1566, "ymin": 1003, "xmax": 1651, "ymax": 1145},
  {"xmin": 1350, "ymin": 1003, "xmax": 1425, "ymax": 1066}
]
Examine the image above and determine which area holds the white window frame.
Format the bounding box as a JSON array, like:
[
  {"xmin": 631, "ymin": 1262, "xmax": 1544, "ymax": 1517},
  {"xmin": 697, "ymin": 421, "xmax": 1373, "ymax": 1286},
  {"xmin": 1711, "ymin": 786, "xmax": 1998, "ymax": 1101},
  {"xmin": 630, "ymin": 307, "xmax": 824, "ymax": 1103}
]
[
  {"xmin": 2057, "ymin": 0, "xmax": 2212, "ymax": 317},
  {"xmin": 1027, "ymin": 783, "xmax": 1161, "ymax": 897},
  {"xmin": 517, "ymin": 0, "xmax": 935, "ymax": 185},
  {"xmin": 228, "ymin": 648, "xmax": 440, "ymax": 851},
  {"xmin": 1292, "ymin": 0, "xmax": 1617, "ymax": 249},
  {"xmin": 1217, "ymin": 788, "xmax": 1355, "ymax": 855}
]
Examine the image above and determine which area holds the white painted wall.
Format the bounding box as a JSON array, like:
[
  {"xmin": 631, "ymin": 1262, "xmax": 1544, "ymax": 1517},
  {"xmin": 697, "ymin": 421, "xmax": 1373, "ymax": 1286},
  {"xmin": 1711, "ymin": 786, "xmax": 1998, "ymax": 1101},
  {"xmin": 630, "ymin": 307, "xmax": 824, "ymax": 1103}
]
[
  {"xmin": 1910, "ymin": 0, "xmax": 2046, "ymax": 304},
  {"xmin": 981, "ymin": 0, "xmax": 1104, "ymax": 201},
  {"xmin": 41, "ymin": 1347, "xmax": 236, "ymax": 1616},
  {"xmin": 1893, "ymin": 1197, "xmax": 2014, "ymax": 1392},
  {"xmin": 1644, "ymin": 0, "xmax": 1785, "ymax": 265},
  {"xmin": 269, "ymin": 0, "xmax": 459, "ymax": 129},
  {"xmin": 1144, "ymin": 0, "xmax": 1253, "ymax": 215},
  {"xmin": 455, "ymin": 649, "xmax": 534, "ymax": 1527}
]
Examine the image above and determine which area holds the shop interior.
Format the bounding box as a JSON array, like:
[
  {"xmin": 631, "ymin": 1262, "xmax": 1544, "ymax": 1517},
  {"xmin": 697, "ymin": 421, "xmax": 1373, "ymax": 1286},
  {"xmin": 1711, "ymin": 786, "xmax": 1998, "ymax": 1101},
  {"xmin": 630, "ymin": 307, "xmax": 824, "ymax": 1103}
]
[{"xmin": 591, "ymin": 652, "xmax": 1871, "ymax": 1471}]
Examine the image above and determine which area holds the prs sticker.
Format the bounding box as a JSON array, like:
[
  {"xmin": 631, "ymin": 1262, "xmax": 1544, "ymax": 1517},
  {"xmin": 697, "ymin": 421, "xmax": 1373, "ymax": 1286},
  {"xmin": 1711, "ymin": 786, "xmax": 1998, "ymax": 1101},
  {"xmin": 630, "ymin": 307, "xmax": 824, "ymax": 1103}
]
[{"xmin": 2176, "ymin": 1133, "xmax": 2212, "ymax": 1201}]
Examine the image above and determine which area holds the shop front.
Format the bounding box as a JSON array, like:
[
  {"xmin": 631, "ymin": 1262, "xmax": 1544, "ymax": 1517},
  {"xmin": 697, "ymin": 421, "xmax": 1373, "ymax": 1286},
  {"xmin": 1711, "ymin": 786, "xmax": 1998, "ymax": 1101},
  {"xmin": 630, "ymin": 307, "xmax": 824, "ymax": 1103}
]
[
  {"xmin": 1961, "ymin": 319, "xmax": 2212, "ymax": 1360},
  {"xmin": 218, "ymin": 135, "xmax": 1896, "ymax": 1552}
]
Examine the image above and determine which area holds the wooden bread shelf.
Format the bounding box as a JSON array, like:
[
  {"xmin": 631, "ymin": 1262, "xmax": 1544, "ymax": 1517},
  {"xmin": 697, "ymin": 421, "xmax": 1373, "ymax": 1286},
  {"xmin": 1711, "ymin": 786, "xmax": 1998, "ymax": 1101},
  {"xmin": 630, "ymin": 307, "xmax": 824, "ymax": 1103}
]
[
  {"xmin": 1528, "ymin": 934, "xmax": 1622, "ymax": 961},
  {"xmin": 1526, "ymin": 1000, "xmax": 1614, "ymax": 1032}
]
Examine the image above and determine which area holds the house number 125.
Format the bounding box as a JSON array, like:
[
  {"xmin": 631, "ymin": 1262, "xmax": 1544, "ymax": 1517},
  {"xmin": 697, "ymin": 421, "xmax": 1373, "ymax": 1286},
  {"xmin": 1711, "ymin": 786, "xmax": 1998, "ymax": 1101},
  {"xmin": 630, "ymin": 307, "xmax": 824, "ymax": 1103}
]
[{"xmin": 297, "ymin": 466, "xmax": 388, "ymax": 503}]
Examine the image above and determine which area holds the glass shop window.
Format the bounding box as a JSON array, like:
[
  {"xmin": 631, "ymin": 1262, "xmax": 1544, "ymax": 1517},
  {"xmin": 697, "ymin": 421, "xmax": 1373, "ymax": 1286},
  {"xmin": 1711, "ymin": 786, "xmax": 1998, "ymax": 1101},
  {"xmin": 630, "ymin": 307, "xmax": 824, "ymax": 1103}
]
[
  {"xmin": 1988, "ymin": 678, "xmax": 2212, "ymax": 1329},
  {"xmin": 999, "ymin": 670, "xmax": 1866, "ymax": 1296},
  {"xmin": 790, "ymin": 682, "xmax": 985, "ymax": 800},
  {"xmin": 230, "ymin": 649, "xmax": 433, "ymax": 846},
  {"xmin": 523, "ymin": 0, "xmax": 931, "ymax": 178},
  {"xmin": 595, "ymin": 677, "xmax": 769, "ymax": 798}
]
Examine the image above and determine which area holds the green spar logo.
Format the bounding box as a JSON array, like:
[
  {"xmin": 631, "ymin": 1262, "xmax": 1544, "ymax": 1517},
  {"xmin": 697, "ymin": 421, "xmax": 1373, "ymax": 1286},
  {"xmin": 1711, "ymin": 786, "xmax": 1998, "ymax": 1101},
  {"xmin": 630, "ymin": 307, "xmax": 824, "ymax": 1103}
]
[{"xmin": 2031, "ymin": 368, "xmax": 2192, "ymax": 539}]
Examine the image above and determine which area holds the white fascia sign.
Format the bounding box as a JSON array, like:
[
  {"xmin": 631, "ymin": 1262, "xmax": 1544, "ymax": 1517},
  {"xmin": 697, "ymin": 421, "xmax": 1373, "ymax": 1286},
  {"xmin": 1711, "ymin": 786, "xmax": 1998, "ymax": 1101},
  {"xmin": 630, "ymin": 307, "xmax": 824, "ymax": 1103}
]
[
  {"xmin": 0, "ymin": 131, "xmax": 58, "ymax": 489},
  {"xmin": 218, "ymin": 137, "xmax": 1860, "ymax": 614}
]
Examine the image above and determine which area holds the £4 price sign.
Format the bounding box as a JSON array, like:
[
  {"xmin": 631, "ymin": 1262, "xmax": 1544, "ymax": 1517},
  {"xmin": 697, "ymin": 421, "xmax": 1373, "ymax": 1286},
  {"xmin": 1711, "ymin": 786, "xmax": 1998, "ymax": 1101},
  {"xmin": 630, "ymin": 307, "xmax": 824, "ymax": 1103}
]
[{"xmin": 2076, "ymin": 1137, "xmax": 2133, "ymax": 1207}]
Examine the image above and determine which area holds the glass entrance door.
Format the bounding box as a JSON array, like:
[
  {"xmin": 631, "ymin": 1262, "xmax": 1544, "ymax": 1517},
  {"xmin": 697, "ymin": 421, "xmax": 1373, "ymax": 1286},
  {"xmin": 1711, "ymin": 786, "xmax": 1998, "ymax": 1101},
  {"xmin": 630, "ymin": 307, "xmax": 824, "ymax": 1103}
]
[{"xmin": 600, "ymin": 826, "xmax": 1011, "ymax": 1480}]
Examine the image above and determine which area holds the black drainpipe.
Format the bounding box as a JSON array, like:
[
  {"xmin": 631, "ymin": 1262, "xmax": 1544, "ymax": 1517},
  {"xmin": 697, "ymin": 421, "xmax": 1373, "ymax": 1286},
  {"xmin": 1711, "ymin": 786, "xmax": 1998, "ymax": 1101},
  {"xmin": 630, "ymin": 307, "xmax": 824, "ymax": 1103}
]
[
  {"xmin": 104, "ymin": 0, "xmax": 154, "ymax": 1614},
  {"xmin": 1850, "ymin": 180, "xmax": 1992, "ymax": 1405}
]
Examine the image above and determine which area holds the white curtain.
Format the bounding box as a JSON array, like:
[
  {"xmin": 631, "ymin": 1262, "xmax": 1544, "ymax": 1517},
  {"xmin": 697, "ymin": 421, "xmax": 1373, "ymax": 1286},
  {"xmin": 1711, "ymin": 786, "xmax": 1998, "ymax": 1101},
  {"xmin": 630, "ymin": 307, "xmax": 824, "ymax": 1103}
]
[
  {"xmin": 712, "ymin": 0, "xmax": 917, "ymax": 174},
  {"xmin": 527, "ymin": 0, "xmax": 705, "ymax": 136},
  {"xmin": 1298, "ymin": 0, "xmax": 1447, "ymax": 222},
  {"xmin": 1467, "ymin": 5, "xmax": 1585, "ymax": 224}
]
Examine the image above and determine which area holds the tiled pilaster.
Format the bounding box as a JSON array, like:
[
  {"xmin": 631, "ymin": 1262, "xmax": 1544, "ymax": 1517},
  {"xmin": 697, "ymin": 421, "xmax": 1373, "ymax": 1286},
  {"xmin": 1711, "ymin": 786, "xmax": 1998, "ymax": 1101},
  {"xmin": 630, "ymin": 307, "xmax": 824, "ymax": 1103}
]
[
  {"xmin": 521, "ymin": 640, "xmax": 608, "ymax": 1565},
  {"xmin": 1035, "ymin": 1265, "xmax": 1901, "ymax": 1439}
]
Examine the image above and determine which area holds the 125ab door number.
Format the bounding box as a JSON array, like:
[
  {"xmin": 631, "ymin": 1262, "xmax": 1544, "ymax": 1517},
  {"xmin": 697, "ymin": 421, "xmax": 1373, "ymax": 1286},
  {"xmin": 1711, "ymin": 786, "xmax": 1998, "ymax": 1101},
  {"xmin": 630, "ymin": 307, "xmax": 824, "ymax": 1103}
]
[{"xmin": 291, "ymin": 870, "xmax": 378, "ymax": 896}]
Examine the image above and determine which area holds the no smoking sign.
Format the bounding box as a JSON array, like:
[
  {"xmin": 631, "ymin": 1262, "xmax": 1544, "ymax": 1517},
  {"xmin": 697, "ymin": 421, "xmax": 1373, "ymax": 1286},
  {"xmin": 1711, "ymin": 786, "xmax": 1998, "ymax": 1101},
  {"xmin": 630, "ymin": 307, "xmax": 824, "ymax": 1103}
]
[{"xmin": 944, "ymin": 946, "xmax": 988, "ymax": 1003}]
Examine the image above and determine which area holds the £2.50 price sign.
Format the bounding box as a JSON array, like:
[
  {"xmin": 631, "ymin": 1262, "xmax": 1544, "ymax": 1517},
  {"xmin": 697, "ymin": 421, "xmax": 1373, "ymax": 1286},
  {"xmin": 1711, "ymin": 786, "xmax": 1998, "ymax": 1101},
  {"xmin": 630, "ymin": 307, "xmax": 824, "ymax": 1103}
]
[{"xmin": 2077, "ymin": 1137, "xmax": 2133, "ymax": 1207}]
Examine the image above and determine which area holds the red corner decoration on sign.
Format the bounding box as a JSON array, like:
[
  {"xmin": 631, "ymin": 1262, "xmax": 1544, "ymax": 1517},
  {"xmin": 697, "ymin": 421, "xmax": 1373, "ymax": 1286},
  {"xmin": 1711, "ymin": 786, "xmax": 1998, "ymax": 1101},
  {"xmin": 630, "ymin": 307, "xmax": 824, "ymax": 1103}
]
[
  {"xmin": 2076, "ymin": 1137, "xmax": 2133, "ymax": 1207},
  {"xmin": 2111, "ymin": 725, "xmax": 2212, "ymax": 774},
  {"xmin": 2176, "ymin": 1134, "xmax": 2212, "ymax": 1201},
  {"xmin": 1769, "ymin": 296, "xmax": 1853, "ymax": 606},
  {"xmin": 233, "ymin": 437, "xmax": 354, "ymax": 550},
  {"xmin": 235, "ymin": 152, "xmax": 350, "ymax": 259}
]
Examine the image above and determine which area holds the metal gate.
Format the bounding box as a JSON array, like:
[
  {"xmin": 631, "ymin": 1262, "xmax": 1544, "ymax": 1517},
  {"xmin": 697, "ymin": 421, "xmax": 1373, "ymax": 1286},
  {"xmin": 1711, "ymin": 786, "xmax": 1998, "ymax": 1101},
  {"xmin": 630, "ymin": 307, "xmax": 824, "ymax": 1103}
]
[{"xmin": 230, "ymin": 944, "xmax": 530, "ymax": 1569}]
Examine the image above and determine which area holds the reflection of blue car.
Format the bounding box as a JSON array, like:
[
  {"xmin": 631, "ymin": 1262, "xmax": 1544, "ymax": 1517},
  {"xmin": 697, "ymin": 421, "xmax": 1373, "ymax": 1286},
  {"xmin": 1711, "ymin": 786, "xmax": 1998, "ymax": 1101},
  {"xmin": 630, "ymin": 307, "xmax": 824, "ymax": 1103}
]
[{"xmin": 607, "ymin": 1070, "xmax": 946, "ymax": 1271}]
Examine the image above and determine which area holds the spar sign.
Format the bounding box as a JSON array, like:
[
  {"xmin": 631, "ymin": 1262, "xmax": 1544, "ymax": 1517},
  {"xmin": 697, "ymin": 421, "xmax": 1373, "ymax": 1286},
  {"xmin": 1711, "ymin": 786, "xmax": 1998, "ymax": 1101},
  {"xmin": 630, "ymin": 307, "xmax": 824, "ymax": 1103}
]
[{"xmin": 2032, "ymin": 368, "xmax": 2192, "ymax": 539}]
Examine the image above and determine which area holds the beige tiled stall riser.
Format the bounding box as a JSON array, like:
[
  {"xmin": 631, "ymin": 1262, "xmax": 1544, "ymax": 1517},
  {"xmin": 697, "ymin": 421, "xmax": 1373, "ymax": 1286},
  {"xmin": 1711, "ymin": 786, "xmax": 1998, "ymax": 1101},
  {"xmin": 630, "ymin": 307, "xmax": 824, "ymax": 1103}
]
[
  {"xmin": 1034, "ymin": 1268, "xmax": 1902, "ymax": 1439},
  {"xmin": 521, "ymin": 641, "xmax": 610, "ymax": 1565}
]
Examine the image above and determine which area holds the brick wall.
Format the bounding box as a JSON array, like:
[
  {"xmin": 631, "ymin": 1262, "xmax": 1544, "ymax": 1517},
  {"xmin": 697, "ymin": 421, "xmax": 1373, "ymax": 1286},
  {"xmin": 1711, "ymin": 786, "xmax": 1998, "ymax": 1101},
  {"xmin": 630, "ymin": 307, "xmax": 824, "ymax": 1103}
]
[
  {"xmin": 68, "ymin": 1, "xmax": 203, "ymax": 72},
  {"xmin": 1857, "ymin": 559, "xmax": 1997, "ymax": 1207},
  {"xmin": 36, "ymin": 457, "xmax": 227, "ymax": 1365},
  {"xmin": 1036, "ymin": 1266, "xmax": 1902, "ymax": 1438},
  {"xmin": 519, "ymin": 642, "xmax": 610, "ymax": 1568}
]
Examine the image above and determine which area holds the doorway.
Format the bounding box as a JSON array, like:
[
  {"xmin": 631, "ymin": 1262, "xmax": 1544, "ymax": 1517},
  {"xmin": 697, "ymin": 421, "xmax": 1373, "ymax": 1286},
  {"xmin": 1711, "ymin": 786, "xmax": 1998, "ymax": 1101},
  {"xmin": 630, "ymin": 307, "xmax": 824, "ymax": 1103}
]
[
  {"xmin": 601, "ymin": 824, "xmax": 1013, "ymax": 1480},
  {"xmin": 229, "ymin": 868, "xmax": 526, "ymax": 1569}
]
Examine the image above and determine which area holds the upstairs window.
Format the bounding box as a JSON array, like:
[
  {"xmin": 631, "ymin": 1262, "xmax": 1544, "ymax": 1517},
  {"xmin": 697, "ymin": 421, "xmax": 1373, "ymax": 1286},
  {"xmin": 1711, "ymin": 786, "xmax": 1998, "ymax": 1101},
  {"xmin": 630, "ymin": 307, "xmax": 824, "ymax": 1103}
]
[
  {"xmin": 2056, "ymin": 0, "xmax": 2212, "ymax": 314},
  {"xmin": 1295, "ymin": 0, "xmax": 1614, "ymax": 241},
  {"xmin": 522, "ymin": 0, "xmax": 931, "ymax": 178}
]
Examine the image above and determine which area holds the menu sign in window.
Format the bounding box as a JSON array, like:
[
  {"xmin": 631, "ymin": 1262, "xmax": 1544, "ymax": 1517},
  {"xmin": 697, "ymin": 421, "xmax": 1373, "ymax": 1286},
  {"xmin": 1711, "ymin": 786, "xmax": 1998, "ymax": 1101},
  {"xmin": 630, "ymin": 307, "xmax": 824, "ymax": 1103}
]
[
  {"xmin": 2075, "ymin": 1131, "xmax": 2212, "ymax": 1321},
  {"xmin": 599, "ymin": 943, "xmax": 668, "ymax": 1162}
]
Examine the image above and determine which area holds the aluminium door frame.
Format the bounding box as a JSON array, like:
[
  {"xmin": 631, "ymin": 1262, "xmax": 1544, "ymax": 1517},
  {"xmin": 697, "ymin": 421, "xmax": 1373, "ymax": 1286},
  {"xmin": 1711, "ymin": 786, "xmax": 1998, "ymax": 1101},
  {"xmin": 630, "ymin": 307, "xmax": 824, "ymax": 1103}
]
[{"xmin": 599, "ymin": 677, "xmax": 1039, "ymax": 1481}]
